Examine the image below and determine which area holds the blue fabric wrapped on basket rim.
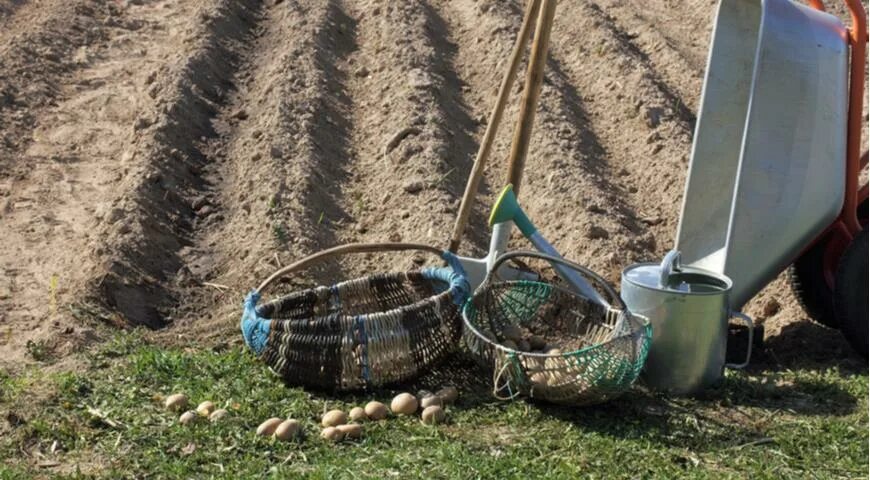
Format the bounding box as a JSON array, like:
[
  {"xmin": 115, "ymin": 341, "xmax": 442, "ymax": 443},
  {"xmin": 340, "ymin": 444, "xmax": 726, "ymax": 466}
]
[{"xmin": 241, "ymin": 251, "xmax": 469, "ymax": 391}]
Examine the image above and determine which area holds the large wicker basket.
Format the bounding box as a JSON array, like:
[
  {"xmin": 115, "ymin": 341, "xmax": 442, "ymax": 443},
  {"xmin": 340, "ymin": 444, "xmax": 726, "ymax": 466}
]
[
  {"xmin": 241, "ymin": 243, "xmax": 470, "ymax": 391},
  {"xmin": 462, "ymin": 251, "xmax": 651, "ymax": 405}
]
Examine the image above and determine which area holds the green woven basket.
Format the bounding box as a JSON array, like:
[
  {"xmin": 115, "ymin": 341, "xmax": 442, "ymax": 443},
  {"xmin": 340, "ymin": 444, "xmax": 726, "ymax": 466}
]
[{"xmin": 462, "ymin": 251, "xmax": 651, "ymax": 405}]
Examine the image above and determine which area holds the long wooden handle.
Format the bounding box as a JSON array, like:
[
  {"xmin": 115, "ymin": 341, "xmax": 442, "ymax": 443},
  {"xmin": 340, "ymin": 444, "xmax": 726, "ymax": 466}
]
[
  {"xmin": 506, "ymin": 0, "xmax": 557, "ymax": 195},
  {"xmin": 257, "ymin": 242, "xmax": 443, "ymax": 292},
  {"xmin": 447, "ymin": 0, "xmax": 542, "ymax": 253}
]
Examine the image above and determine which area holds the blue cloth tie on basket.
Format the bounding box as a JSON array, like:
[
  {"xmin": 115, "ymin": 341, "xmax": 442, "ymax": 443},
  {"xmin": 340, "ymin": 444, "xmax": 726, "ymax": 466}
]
[
  {"xmin": 241, "ymin": 290, "xmax": 270, "ymax": 355},
  {"xmin": 422, "ymin": 251, "xmax": 470, "ymax": 307}
]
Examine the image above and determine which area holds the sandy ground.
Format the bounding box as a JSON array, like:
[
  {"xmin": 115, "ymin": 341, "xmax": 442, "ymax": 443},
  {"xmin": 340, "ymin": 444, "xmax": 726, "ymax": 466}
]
[{"xmin": 0, "ymin": 0, "xmax": 866, "ymax": 369}]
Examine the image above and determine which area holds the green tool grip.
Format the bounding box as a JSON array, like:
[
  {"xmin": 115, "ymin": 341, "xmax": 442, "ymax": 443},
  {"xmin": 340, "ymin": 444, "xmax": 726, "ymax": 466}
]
[{"xmin": 489, "ymin": 184, "xmax": 536, "ymax": 237}]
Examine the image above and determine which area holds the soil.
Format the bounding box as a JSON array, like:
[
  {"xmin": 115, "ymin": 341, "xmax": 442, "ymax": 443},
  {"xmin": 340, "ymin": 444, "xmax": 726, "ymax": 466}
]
[{"xmin": 0, "ymin": 0, "xmax": 866, "ymax": 370}]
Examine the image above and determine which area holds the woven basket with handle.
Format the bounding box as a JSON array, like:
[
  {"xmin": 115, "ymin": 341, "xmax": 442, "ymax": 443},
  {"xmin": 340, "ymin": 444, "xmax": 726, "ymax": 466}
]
[
  {"xmin": 462, "ymin": 251, "xmax": 651, "ymax": 405},
  {"xmin": 241, "ymin": 243, "xmax": 470, "ymax": 391}
]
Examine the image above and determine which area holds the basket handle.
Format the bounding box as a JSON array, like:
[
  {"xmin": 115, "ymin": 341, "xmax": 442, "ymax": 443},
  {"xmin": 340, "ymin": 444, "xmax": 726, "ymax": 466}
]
[
  {"xmin": 256, "ymin": 242, "xmax": 447, "ymax": 292},
  {"xmin": 486, "ymin": 251, "xmax": 625, "ymax": 310}
]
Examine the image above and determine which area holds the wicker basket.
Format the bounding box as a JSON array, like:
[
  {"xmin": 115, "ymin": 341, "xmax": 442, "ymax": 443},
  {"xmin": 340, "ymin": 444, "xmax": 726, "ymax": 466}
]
[
  {"xmin": 241, "ymin": 244, "xmax": 470, "ymax": 391},
  {"xmin": 462, "ymin": 251, "xmax": 651, "ymax": 405}
]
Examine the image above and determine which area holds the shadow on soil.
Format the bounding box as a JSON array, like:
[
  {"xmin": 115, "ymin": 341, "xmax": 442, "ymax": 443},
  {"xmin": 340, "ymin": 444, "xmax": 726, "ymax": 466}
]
[{"xmin": 754, "ymin": 320, "xmax": 865, "ymax": 374}]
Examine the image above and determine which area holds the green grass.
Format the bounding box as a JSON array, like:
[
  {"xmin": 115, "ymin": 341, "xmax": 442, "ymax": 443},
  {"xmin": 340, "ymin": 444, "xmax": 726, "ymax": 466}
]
[{"xmin": 0, "ymin": 331, "xmax": 866, "ymax": 479}]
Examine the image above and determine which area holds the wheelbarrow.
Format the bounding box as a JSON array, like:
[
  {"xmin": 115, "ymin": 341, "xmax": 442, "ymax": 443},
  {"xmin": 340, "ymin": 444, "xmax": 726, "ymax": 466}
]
[{"xmin": 674, "ymin": 0, "xmax": 867, "ymax": 355}]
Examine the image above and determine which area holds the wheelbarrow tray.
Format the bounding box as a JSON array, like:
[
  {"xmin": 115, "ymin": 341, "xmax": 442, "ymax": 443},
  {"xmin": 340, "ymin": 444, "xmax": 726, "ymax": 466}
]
[{"xmin": 675, "ymin": 0, "xmax": 849, "ymax": 309}]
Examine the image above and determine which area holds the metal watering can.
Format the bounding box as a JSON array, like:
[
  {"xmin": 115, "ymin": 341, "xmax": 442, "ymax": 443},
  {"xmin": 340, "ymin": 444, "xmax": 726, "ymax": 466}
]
[{"xmin": 620, "ymin": 251, "xmax": 753, "ymax": 394}]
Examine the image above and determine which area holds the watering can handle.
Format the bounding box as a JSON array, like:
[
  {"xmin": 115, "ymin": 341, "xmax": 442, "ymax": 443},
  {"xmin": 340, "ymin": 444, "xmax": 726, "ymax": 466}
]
[
  {"xmin": 658, "ymin": 250, "xmax": 682, "ymax": 288},
  {"xmin": 256, "ymin": 242, "xmax": 445, "ymax": 292},
  {"xmin": 725, "ymin": 311, "xmax": 754, "ymax": 370},
  {"xmin": 487, "ymin": 250, "xmax": 625, "ymax": 310}
]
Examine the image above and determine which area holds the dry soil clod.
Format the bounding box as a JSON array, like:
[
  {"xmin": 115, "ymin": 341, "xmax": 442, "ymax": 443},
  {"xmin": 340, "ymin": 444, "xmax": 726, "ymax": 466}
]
[{"xmin": 383, "ymin": 127, "xmax": 421, "ymax": 158}]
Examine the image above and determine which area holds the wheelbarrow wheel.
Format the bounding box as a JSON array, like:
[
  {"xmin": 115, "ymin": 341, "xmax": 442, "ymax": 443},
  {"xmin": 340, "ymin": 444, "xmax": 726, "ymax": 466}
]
[
  {"xmin": 788, "ymin": 198, "xmax": 868, "ymax": 329},
  {"xmin": 834, "ymin": 229, "xmax": 868, "ymax": 357},
  {"xmin": 788, "ymin": 239, "xmax": 838, "ymax": 328}
]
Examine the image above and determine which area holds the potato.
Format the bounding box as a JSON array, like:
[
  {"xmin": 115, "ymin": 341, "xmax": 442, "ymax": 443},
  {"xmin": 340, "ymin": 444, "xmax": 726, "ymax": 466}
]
[
  {"xmin": 528, "ymin": 335, "xmax": 547, "ymax": 350},
  {"xmin": 419, "ymin": 394, "xmax": 443, "ymax": 409},
  {"xmin": 390, "ymin": 393, "xmax": 418, "ymax": 415},
  {"xmin": 517, "ymin": 339, "xmax": 531, "ymax": 352},
  {"xmin": 321, "ymin": 409, "xmax": 347, "ymax": 427},
  {"xmin": 256, "ymin": 417, "xmax": 283, "ymax": 436},
  {"xmin": 164, "ymin": 393, "xmax": 188, "ymax": 412},
  {"xmin": 178, "ymin": 410, "xmax": 197, "ymax": 425},
  {"xmin": 274, "ymin": 419, "xmax": 301, "ymax": 441},
  {"xmin": 502, "ymin": 324, "xmax": 523, "ymax": 342},
  {"xmin": 348, "ymin": 407, "xmax": 367, "ymax": 422},
  {"xmin": 420, "ymin": 406, "xmax": 445, "ymax": 425},
  {"xmin": 208, "ymin": 409, "xmax": 229, "ymax": 422},
  {"xmin": 321, "ymin": 426, "xmax": 344, "ymax": 442},
  {"xmin": 364, "ymin": 401, "xmax": 388, "ymax": 420},
  {"xmin": 435, "ymin": 386, "xmax": 458, "ymax": 405},
  {"xmin": 336, "ymin": 423, "xmax": 362, "ymax": 439},
  {"xmin": 196, "ymin": 401, "xmax": 215, "ymax": 417}
]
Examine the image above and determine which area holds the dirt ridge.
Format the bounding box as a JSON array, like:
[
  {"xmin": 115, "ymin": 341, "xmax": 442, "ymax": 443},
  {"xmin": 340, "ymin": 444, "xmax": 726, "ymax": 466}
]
[
  {"xmin": 332, "ymin": 0, "xmax": 481, "ymax": 273},
  {"xmin": 85, "ymin": 0, "xmax": 259, "ymax": 329},
  {"xmin": 169, "ymin": 0, "xmax": 366, "ymax": 339},
  {"xmin": 0, "ymin": 1, "xmax": 115, "ymax": 171},
  {"xmin": 0, "ymin": 0, "xmax": 862, "ymax": 365},
  {"xmin": 436, "ymin": 0, "xmax": 658, "ymax": 285},
  {"xmin": 593, "ymin": 0, "xmax": 706, "ymax": 105}
]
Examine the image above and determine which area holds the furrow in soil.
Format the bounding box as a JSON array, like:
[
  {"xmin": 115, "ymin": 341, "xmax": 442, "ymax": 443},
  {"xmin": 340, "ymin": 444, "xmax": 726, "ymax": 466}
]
[
  {"xmin": 439, "ymin": 0, "xmax": 656, "ymax": 283},
  {"xmin": 169, "ymin": 0, "xmax": 360, "ymax": 340},
  {"xmin": 0, "ymin": 0, "xmax": 239, "ymax": 366},
  {"xmin": 0, "ymin": 0, "xmax": 117, "ymax": 173},
  {"xmin": 544, "ymin": 0, "xmax": 700, "ymax": 261},
  {"xmin": 331, "ymin": 0, "xmax": 482, "ymax": 274},
  {"xmin": 79, "ymin": 0, "xmax": 259, "ymax": 330},
  {"xmin": 589, "ymin": 0, "xmax": 707, "ymax": 108}
]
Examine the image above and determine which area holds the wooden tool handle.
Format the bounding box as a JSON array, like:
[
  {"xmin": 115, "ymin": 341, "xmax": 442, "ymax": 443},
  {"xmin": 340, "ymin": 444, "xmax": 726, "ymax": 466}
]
[
  {"xmin": 447, "ymin": 0, "xmax": 542, "ymax": 253},
  {"xmin": 506, "ymin": 0, "xmax": 557, "ymax": 195}
]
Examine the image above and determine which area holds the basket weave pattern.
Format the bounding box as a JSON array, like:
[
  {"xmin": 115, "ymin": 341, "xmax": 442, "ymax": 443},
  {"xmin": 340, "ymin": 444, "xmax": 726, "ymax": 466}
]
[
  {"xmin": 249, "ymin": 269, "xmax": 464, "ymax": 391},
  {"xmin": 463, "ymin": 280, "xmax": 651, "ymax": 405}
]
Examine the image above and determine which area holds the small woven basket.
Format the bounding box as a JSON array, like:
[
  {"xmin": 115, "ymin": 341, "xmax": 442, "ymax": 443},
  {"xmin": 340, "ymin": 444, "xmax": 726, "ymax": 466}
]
[
  {"xmin": 462, "ymin": 251, "xmax": 651, "ymax": 405},
  {"xmin": 241, "ymin": 244, "xmax": 469, "ymax": 391}
]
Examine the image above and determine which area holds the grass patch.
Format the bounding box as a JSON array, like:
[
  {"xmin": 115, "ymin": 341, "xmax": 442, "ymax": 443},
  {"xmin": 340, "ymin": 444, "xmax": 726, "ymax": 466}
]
[{"xmin": 0, "ymin": 332, "xmax": 866, "ymax": 479}]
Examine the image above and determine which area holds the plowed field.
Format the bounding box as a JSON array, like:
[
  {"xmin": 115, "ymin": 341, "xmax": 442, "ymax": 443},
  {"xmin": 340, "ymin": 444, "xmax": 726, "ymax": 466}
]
[{"xmin": 0, "ymin": 0, "xmax": 865, "ymax": 368}]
